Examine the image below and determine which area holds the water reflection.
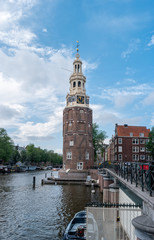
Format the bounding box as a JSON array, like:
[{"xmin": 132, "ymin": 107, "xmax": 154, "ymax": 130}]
[{"xmin": 0, "ymin": 172, "xmax": 102, "ymax": 240}]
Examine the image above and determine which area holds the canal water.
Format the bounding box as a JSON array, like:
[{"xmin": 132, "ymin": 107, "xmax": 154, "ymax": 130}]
[{"xmin": 0, "ymin": 171, "xmax": 102, "ymax": 240}]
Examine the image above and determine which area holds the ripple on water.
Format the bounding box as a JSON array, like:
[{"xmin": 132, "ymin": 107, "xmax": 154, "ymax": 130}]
[{"xmin": 0, "ymin": 172, "xmax": 102, "ymax": 239}]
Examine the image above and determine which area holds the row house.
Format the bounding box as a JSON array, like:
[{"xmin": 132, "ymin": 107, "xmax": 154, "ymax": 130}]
[{"xmin": 109, "ymin": 124, "xmax": 151, "ymax": 162}]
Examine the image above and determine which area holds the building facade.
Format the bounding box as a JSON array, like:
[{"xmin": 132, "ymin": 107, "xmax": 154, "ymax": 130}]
[
  {"xmin": 109, "ymin": 124, "xmax": 151, "ymax": 162},
  {"xmin": 63, "ymin": 50, "xmax": 94, "ymax": 171}
]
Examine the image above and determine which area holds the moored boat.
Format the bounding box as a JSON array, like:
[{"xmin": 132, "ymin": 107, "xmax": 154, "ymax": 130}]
[
  {"xmin": 62, "ymin": 211, "xmax": 86, "ymax": 240},
  {"xmin": 62, "ymin": 210, "xmax": 99, "ymax": 240}
]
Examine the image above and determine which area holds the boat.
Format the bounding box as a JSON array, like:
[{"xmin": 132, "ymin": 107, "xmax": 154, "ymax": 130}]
[{"xmin": 62, "ymin": 210, "xmax": 99, "ymax": 240}]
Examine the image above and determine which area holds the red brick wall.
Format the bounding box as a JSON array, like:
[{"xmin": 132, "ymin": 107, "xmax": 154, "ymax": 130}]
[{"xmin": 63, "ymin": 106, "xmax": 94, "ymax": 170}]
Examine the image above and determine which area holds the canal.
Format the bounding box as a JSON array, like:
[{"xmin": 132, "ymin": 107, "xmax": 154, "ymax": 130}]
[{"xmin": 0, "ymin": 171, "xmax": 102, "ymax": 240}]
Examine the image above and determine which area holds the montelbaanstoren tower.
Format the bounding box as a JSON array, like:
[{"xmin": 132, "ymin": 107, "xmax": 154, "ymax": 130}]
[{"xmin": 63, "ymin": 42, "xmax": 94, "ymax": 172}]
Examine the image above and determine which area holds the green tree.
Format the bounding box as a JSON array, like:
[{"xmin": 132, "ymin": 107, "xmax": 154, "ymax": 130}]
[
  {"xmin": 92, "ymin": 123, "xmax": 107, "ymax": 162},
  {"xmin": 146, "ymin": 127, "xmax": 154, "ymax": 161},
  {"xmin": 0, "ymin": 128, "xmax": 14, "ymax": 163}
]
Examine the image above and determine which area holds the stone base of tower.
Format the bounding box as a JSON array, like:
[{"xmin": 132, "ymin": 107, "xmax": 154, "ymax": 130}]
[{"xmin": 59, "ymin": 169, "xmax": 89, "ymax": 181}]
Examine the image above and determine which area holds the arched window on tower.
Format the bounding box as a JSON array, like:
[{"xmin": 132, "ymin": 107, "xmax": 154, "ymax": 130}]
[
  {"xmin": 78, "ymin": 81, "xmax": 81, "ymax": 87},
  {"xmin": 78, "ymin": 64, "xmax": 80, "ymax": 73},
  {"xmin": 83, "ymin": 83, "xmax": 84, "ymax": 89},
  {"xmin": 75, "ymin": 65, "xmax": 77, "ymax": 73},
  {"xmin": 73, "ymin": 81, "xmax": 76, "ymax": 88}
]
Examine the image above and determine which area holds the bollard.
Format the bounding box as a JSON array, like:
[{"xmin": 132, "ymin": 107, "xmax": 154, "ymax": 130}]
[
  {"xmin": 45, "ymin": 173, "xmax": 47, "ymax": 178},
  {"xmin": 33, "ymin": 176, "xmax": 36, "ymax": 189},
  {"xmin": 41, "ymin": 179, "xmax": 44, "ymax": 185}
]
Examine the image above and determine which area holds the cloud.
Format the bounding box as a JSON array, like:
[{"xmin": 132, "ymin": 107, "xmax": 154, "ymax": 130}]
[
  {"xmin": 147, "ymin": 35, "xmax": 154, "ymax": 47},
  {"xmin": 142, "ymin": 91, "xmax": 154, "ymax": 105},
  {"xmin": 99, "ymin": 84, "xmax": 153, "ymax": 108},
  {"xmin": 42, "ymin": 28, "xmax": 47, "ymax": 33},
  {"xmin": 121, "ymin": 39, "xmax": 140, "ymax": 58},
  {"xmin": 91, "ymin": 104, "xmax": 141, "ymax": 128}
]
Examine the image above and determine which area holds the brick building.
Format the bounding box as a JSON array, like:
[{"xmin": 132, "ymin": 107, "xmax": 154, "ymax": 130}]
[
  {"xmin": 109, "ymin": 124, "xmax": 151, "ymax": 162},
  {"xmin": 63, "ymin": 49, "xmax": 94, "ymax": 171}
]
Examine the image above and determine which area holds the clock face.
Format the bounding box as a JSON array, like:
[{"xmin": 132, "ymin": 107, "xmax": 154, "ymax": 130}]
[{"xmin": 77, "ymin": 95, "xmax": 84, "ymax": 104}]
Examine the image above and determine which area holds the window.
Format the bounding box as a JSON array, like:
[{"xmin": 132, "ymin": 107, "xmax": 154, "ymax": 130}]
[
  {"xmin": 146, "ymin": 147, "xmax": 150, "ymax": 153},
  {"xmin": 146, "ymin": 155, "xmax": 152, "ymax": 161},
  {"xmin": 89, "ymin": 142, "xmax": 92, "ymax": 147},
  {"xmin": 132, "ymin": 138, "xmax": 139, "ymax": 144},
  {"xmin": 77, "ymin": 162, "xmax": 83, "ymax": 170},
  {"xmin": 118, "ymin": 146, "xmax": 122, "ymax": 152},
  {"xmin": 69, "ymin": 141, "xmax": 74, "ymax": 146},
  {"xmin": 132, "ymin": 146, "xmax": 139, "ymax": 152},
  {"xmin": 80, "ymin": 110, "xmax": 84, "ymax": 113},
  {"xmin": 67, "ymin": 152, "xmax": 72, "ymax": 160},
  {"xmin": 139, "ymin": 133, "xmax": 144, "ymax": 137},
  {"xmin": 140, "ymin": 155, "xmax": 145, "ymax": 160},
  {"xmin": 115, "ymin": 138, "xmax": 117, "ymax": 145},
  {"xmin": 118, "ymin": 154, "xmax": 122, "ymax": 161},
  {"xmin": 78, "ymin": 64, "xmax": 80, "ymax": 73},
  {"xmin": 78, "ymin": 81, "xmax": 81, "ymax": 87},
  {"xmin": 73, "ymin": 81, "xmax": 76, "ymax": 88},
  {"xmin": 68, "ymin": 121, "xmax": 72, "ymax": 126},
  {"xmin": 140, "ymin": 147, "xmax": 145, "ymax": 152},
  {"xmin": 85, "ymin": 152, "xmax": 89, "ymax": 160},
  {"xmin": 140, "ymin": 139, "xmax": 145, "ymax": 144},
  {"xmin": 132, "ymin": 154, "xmax": 139, "ymax": 161},
  {"xmin": 114, "ymin": 155, "xmax": 117, "ymax": 161},
  {"xmin": 145, "ymin": 139, "xmax": 149, "ymax": 144},
  {"xmin": 118, "ymin": 138, "xmax": 122, "ymax": 144},
  {"xmin": 130, "ymin": 132, "xmax": 133, "ymax": 137}
]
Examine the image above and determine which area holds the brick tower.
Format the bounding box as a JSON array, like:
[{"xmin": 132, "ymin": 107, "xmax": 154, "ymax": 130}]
[{"xmin": 63, "ymin": 44, "xmax": 94, "ymax": 172}]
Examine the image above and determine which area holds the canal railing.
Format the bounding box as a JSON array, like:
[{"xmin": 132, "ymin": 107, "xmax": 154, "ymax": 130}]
[{"xmin": 99, "ymin": 161, "xmax": 154, "ymax": 197}]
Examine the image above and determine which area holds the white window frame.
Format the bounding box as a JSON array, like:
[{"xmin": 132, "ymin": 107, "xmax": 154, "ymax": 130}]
[
  {"xmin": 130, "ymin": 132, "xmax": 133, "ymax": 137},
  {"xmin": 140, "ymin": 155, "xmax": 145, "ymax": 160},
  {"xmin": 118, "ymin": 154, "xmax": 122, "ymax": 161},
  {"xmin": 146, "ymin": 155, "xmax": 151, "ymax": 161},
  {"xmin": 139, "ymin": 133, "xmax": 144, "ymax": 137},
  {"xmin": 118, "ymin": 146, "xmax": 122, "ymax": 152},
  {"xmin": 77, "ymin": 162, "xmax": 83, "ymax": 170},
  {"xmin": 118, "ymin": 138, "xmax": 122, "ymax": 144},
  {"xmin": 68, "ymin": 121, "xmax": 72, "ymax": 127},
  {"xmin": 140, "ymin": 139, "xmax": 145, "ymax": 144},
  {"xmin": 140, "ymin": 147, "xmax": 145, "ymax": 152},
  {"xmin": 67, "ymin": 152, "xmax": 72, "ymax": 160},
  {"xmin": 132, "ymin": 138, "xmax": 139, "ymax": 144},
  {"xmin": 132, "ymin": 154, "xmax": 139, "ymax": 161},
  {"xmin": 132, "ymin": 146, "xmax": 139, "ymax": 153},
  {"xmin": 85, "ymin": 152, "xmax": 89, "ymax": 160},
  {"xmin": 69, "ymin": 141, "xmax": 74, "ymax": 146}
]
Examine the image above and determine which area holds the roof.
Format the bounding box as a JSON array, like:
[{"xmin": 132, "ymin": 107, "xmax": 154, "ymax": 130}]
[{"xmin": 116, "ymin": 125, "xmax": 150, "ymax": 137}]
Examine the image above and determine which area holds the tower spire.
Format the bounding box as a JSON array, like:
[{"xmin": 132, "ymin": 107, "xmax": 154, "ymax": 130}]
[
  {"xmin": 76, "ymin": 40, "xmax": 79, "ymax": 53},
  {"xmin": 76, "ymin": 41, "xmax": 80, "ymax": 59}
]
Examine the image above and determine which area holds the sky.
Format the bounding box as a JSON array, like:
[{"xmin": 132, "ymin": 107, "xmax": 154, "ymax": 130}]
[{"xmin": 0, "ymin": 0, "xmax": 154, "ymax": 154}]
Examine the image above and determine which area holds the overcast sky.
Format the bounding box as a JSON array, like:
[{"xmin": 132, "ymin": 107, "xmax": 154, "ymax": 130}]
[{"xmin": 0, "ymin": 0, "xmax": 154, "ymax": 153}]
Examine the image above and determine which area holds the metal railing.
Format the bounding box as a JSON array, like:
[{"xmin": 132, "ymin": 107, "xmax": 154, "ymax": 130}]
[{"xmin": 100, "ymin": 161, "xmax": 154, "ymax": 196}]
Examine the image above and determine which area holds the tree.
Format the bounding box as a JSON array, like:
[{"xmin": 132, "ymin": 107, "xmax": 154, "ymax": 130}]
[
  {"xmin": 92, "ymin": 123, "xmax": 107, "ymax": 162},
  {"xmin": 0, "ymin": 128, "xmax": 14, "ymax": 163},
  {"xmin": 146, "ymin": 127, "xmax": 154, "ymax": 161}
]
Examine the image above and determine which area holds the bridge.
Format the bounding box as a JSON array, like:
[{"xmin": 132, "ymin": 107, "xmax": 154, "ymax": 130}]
[{"xmin": 88, "ymin": 162, "xmax": 154, "ymax": 240}]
